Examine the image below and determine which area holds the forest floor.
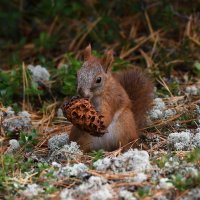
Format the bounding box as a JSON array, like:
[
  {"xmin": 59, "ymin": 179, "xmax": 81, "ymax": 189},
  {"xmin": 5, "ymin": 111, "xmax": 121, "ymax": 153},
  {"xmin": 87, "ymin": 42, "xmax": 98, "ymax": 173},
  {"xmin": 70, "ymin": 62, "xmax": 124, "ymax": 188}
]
[
  {"xmin": 0, "ymin": 62, "xmax": 199, "ymax": 200},
  {"xmin": 0, "ymin": 1, "xmax": 200, "ymax": 199}
]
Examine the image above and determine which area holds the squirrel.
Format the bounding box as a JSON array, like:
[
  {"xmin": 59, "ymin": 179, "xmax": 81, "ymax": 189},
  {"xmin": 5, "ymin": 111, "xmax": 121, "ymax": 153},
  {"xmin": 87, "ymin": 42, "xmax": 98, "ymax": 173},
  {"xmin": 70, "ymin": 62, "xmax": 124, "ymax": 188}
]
[{"xmin": 69, "ymin": 44, "xmax": 154, "ymax": 152}]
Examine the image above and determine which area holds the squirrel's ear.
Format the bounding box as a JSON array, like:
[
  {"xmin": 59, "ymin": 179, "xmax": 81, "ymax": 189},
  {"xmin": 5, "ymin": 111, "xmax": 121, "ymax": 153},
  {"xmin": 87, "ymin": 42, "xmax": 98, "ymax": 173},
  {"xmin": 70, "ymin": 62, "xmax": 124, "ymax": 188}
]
[
  {"xmin": 83, "ymin": 44, "xmax": 92, "ymax": 61},
  {"xmin": 101, "ymin": 50, "xmax": 114, "ymax": 72}
]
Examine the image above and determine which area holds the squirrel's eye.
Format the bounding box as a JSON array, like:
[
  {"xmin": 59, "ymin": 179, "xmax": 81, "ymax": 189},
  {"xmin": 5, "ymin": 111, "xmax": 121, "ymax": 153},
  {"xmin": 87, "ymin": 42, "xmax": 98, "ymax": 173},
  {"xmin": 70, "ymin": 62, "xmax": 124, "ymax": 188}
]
[{"xmin": 96, "ymin": 77, "xmax": 101, "ymax": 84}]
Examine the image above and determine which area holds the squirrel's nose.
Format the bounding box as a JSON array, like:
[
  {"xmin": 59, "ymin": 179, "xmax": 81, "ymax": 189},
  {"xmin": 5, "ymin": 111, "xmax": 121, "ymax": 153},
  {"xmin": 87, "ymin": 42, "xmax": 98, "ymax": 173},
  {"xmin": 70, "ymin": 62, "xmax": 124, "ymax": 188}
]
[{"xmin": 78, "ymin": 87, "xmax": 91, "ymax": 98}]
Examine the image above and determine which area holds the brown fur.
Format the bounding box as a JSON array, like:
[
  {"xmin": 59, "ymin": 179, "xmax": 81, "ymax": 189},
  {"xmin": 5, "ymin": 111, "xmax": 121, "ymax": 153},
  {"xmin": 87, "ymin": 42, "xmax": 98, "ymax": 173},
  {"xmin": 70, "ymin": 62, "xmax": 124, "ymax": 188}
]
[
  {"xmin": 69, "ymin": 75, "xmax": 138, "ymax": 152},
  {"xmin": 69, "ymin": 46, "xmax": 153, "ymax": 152},
  {"xmin": 114, "ymin": 68, "xmax": 154, "ymax": 129}
]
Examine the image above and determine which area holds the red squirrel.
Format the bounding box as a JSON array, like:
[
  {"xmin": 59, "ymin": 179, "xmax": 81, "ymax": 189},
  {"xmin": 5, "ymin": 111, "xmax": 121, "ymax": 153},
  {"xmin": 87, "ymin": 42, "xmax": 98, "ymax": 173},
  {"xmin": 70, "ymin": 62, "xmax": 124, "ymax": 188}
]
[{"xmin": 69, "ymin": 45, "xmax": 153, "ymax": 152}]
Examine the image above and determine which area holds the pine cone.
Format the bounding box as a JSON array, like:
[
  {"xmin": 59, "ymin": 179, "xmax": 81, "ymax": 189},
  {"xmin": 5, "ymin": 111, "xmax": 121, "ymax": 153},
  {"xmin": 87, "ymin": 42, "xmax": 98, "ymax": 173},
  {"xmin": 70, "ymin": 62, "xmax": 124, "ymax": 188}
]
[{"xmin": 62, "ymin": 97, "xmax": 106, "ymax": 136}]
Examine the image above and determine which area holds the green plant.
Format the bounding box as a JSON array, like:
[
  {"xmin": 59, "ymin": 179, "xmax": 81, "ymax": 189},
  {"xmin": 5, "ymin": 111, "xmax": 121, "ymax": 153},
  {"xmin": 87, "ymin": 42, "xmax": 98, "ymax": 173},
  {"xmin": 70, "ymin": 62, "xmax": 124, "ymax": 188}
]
[
  {"xmin": 154, "ymin": 154, "xmax": 172, "ymax": 168},
  {"xmin": 194, "ymin": 61, "xmax": 200, "ymax": 75},
  {"xmin": 52, "ymin": 53, "xmax": 81, "ymax": 96},
  {"xmin": 0, "ymin": 68, "xmax": 22, "ymax": 106},
  {"xmin": 35, "ymin": 32, "xmax": 59, "ymax": 50},
  {"xmin": 0, "ymin": 154, "xmax": 35, "ymax": 194},
  {"xmin": 45, "ymin": 185, "xmax": 57, "ymax": 194},
  {"xmin": 186, "ymin": 148, "xmax": 200, "ymax": 164},
  {"xmin": 170, "ymin": 173, "xmax": 200, "ymax": 191},
  {"xmin": 90, "ymin": 149, "xmax": 104, "ymax": 162},
  {"xmin": 19, "ymin": 129, "xmax": 38, "ymax": 152},
  {"xmin": 136, "ymin": 186, "xmax": 151, "ymax": 198},
  {"xmin": 37, "ymin": 162, "xmax": 49, "ymax": 172}
]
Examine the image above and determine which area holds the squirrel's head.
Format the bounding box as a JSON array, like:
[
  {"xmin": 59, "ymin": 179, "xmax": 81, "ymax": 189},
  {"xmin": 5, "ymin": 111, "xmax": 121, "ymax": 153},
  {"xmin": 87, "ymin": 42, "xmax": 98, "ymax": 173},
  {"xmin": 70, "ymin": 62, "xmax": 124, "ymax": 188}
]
[{"xmin": 77, "ymin": 44, "xmax": 113, "ymax": 99}]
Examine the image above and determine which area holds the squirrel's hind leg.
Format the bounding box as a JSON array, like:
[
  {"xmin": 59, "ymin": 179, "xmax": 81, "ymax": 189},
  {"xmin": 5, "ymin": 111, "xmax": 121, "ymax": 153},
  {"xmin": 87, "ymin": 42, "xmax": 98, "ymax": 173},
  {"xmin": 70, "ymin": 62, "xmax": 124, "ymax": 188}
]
[{"xmin": 69, "ymin": 126, "xmax": 93, "ymax": 152}]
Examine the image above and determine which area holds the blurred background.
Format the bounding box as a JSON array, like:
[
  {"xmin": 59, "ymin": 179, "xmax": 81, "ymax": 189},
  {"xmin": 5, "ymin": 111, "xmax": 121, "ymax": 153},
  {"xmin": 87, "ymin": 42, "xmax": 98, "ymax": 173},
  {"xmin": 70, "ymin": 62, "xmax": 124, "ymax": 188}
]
[{"xmin": 0, "ymin": 0, "xmax": 199, "ymax": 108}]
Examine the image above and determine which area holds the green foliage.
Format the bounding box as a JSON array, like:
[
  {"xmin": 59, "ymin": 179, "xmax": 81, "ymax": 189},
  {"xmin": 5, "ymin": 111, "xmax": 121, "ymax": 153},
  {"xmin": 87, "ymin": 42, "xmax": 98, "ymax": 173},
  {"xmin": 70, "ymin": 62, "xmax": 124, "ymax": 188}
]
[
  {"xmin": 37, "ymin": 162, "xmax": 49, "ymax": 172},
  {"xmin": 170, "ymin": 173, "xmax": 200, "ymax": 191},
  {"xmin": 194, "ymin": 61, "xmax": 200, "ymax": 75},
  {"xmin": 52, "ymin": 53, "xmax": 81, "ymax": 96},
  {"xmin": 0, "ymin": 154, "xmax": 34, "ymax": 193},
  {"xmin": 154, "ymin": 154, "xmax": 170, "ymax": 168},
  {"xmin": 0, "ymin": 68, "xmax": 22, "ymax": 106},
  {"xmin": 0, "ymin": 0, "xmax": 199, "ymax": 106},
  {"xmin": 45, "ymin": 185, "xmax": 57, "ymax": 194},
  {"xmin": 186, "ymin": 148, "xmax": 200, "ymax": 164},
  {"xmin": 158, "ymin": 81, "xmax": 180, "ymax": 96},
  {"xmin": 0, "ymin": 66, "xmax": 46, "ymax": 107},
  {"xmin": 25, "ymin": 82, "xmax": 44, "ymax": 96},
  {"xmin": 166, "ymin": 150, "xmax": 200, "ymax": 191},
  {"xmin": 0, "ymin": 53, "xmax": 82, "ymax": 107},
  {"xmin": 35, "ymin": 32, "xmax": 59, "ymax": 50},
  {"xmin": 19, "ymin": 129, "xmax": 38, "ymax": 152},
  {"xmin": 0, "ymin": 154, "xmax": 16, "ymax": 192},
  {"xmin": 136, "ymin": 186, "xmax": 151, "ymax": 198},
  {"xmin": 90, "ymin": 149, "xmax": 104, "ymax": 162},
  {"xmin": 170, "ymin": 174, "xmax": 187, "ymax": 191},
  {"xmin": 178, "ymin": 113, "xmax": 198, "ymax": 129},
  {"xmin": 0, "ymin": 153, "xmax": 57, "ymax": 197}
]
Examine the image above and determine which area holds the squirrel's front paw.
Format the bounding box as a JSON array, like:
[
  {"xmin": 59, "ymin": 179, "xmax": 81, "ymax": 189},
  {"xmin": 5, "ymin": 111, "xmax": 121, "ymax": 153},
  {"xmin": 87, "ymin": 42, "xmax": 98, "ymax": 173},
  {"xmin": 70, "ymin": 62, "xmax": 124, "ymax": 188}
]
[{"xmin": 62, "ymin": 97, "xmax": 106, "ymax": 137}]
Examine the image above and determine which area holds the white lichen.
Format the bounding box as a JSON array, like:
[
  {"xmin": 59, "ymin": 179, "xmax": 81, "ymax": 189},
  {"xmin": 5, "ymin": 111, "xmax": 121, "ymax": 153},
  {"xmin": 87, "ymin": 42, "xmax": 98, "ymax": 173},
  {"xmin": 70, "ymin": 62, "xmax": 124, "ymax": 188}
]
[
  {"xmin": 93, "ymin": 149, "xmax": 151, "ymax": 173},
  {"xmin": 119, "ymin": 190, "xmax": 136, "ymax": 200},
  {"xmin": 183, "ymin": 167, "xmax": 199, "ymax": 177},
  {"xmin": 93, "ymin": 157, "xmax": 111, "ymax": 171},
  {"xmin": 163, "ymin": 108, "xmax": 176, "ymax": 118},
  {"xmin": 89, "ymin": 186, "xmax": 113, "ymax": 200},
  {"xmin": 180, "ymin": 187, "xmax": 200, "ymax": 200},
  {"xmin": 55, "ymin": 163, "xmax": 88, "ymax": 178},
  {"xmin": 168, "ymin": 131, "xmax": 192, "ymax": 150},
  {"xmin": 191, "ymin": 130, "xmax": 200, "ymax": 148},
  {"xmin": 60, "ymin": 188, "xmax": 74, "ymax": 200},
  {"xmin": 164, "ymin": 156, "xmax": 180, "ymax": 168},
  {"xmin": 156, "ymin": 195, "xmax": 169, "ymax": 200},
  {"xmin": 5, "ymin": 139, "xmax": 20, "ymax": 154},
  {"xmin": 133, "ymin": 172, "xmax": 147, "ymax": 183},
  {"xmin": 48, "ymin": 133, "xmax": 69, "ymax": 151},
  {"xmin": 195, "ymin": 105, "xmax": 200, "ymax": 114},
  {"xmin": 60, "ymin": 176, "xmax": 110, "ymax": 199},
  {"xmin": 150, "ymin": 109, "xmax": 164, "ymax": 120},
  {"xmin": 21, "ymin": 184, "xmax": 43, "ymax": 198},
  {"xmin": 78, "ymin": 177, "xmax": 111, "ymax": 198},
  {"xmin": 154, "ymin": 98, "xmax": 166, "ymax": 110},
  {"xmin": 149, "ymin": 98, "xmax": 176, "ymax": 120},
  {"xmin": 2, "ymin": 109, "xmax": 32, "ymax": 134},
  {"xmin": 48, "ymin": 142, "xmax": 83, "ymax": 162},
  {"xmin": 51, "ymin": 161, "xmax": 61, "ymax": 168},
  {"xmin": 159, "ymin": 178, "xmax": 173, "ymax": 189},
  {"xmin": 19, "ymin": 111, "xmax": 31, "ymax": 118},
  {"xmin": 0, "ymin": 106, "xmax": 14, "ymax": 117},
  {"xmin": 185, "ymin": 85, "xmax": 200, "ymax": 96},
  {"xmin": 57, "ymin": 108, "xmax": 64, "ymax": 117},
  {"xmin": 28, "ymin": 64, "xmax": 50, "ymax": 83},
  {"xmin": 78, "ymin": 176, "xmax": 107, "ymax": 192}
]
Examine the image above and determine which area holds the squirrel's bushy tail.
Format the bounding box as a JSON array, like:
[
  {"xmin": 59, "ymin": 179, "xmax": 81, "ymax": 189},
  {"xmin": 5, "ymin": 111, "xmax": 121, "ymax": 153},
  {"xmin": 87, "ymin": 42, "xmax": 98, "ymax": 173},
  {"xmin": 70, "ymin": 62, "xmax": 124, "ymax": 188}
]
[{"xmin": 114, "ymin": 68, "xmax": 154, "ymax": 129}]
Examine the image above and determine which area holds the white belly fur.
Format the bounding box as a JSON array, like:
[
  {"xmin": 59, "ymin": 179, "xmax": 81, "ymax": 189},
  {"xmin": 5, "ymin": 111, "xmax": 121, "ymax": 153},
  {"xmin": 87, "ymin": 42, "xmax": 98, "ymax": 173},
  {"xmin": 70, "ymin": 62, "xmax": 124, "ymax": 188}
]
[{"xmin": 91, "ymin": 109, "xmax": 122, "ymax": 150}]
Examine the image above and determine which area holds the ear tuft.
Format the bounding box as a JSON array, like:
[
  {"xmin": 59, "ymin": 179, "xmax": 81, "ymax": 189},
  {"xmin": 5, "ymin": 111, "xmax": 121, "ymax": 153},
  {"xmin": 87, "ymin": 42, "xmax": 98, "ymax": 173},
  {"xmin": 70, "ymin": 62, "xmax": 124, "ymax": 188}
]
[
  {"xmin": 101, "ymin": 50, "xmax": 114, "ymax": 72},
  {"xmin": 83, "ymin": 44, "xmax": 92, "ymax": 61}
]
